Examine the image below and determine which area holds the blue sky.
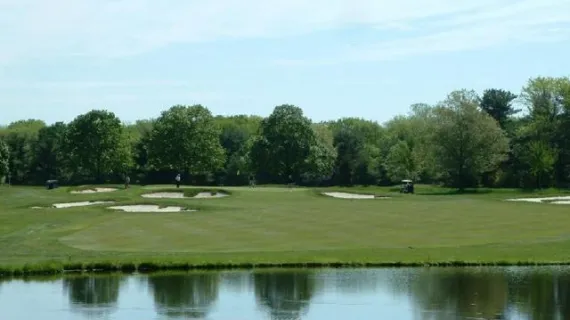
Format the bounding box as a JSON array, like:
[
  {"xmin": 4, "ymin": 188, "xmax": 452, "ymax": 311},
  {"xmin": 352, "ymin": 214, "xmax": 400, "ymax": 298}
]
[{"xmin": 1, "ymin": 0, "xmax": 569, "ymax": 125}]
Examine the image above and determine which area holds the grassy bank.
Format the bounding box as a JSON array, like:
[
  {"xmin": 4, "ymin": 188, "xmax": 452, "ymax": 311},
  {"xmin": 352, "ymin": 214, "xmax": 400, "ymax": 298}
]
[{"xmin": 1, "ymin": 184, "xmax": 570, "ymax": 277}]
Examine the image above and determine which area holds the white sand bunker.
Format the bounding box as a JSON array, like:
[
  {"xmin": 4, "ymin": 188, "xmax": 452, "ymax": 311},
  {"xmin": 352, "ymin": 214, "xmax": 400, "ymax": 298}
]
[
  {"xmin": 141, "ymin": 191, "xmax": 229, "ymax": 199},
  {"xmin": 323, "ymin": 192, "xmax": 389, "ymax": 199},
  {"xmin": 142, "ymin": 192, "xmax": 186, "ymax": 199},
  {"xmin": 194, "ymin": 192, "xmax": 228, "ymax": 199},
  {"xmin": 53, "ymin": 201, "xmax": 115, "ymax": 208},
  {"xmin": 109, "ymin": 205, "xmax": 195, "ymax": 212},
  {"xmin": 506, "ymin": 196, "xmax": 570, "ymax": 204},
  {"xmin": 71, "ymin": 188, "xmax": 117, "ymax": 194}
]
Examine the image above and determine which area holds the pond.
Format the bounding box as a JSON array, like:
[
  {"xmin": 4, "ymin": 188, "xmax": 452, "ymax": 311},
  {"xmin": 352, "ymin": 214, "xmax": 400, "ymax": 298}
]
[{"xmin": 1, "ymin": 266, "xmax": 569, "ymax": 319}]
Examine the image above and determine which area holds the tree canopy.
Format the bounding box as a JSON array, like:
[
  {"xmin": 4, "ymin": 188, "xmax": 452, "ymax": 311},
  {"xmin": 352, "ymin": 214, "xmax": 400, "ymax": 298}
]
[
  {"xmin": 0, "ymin": 139, "xmax": 9, "ymax": 182},
  {"xmin": 2, "ymin": 75, "xmax": 569, "ymax": 189},
  {"xmin": 250, "ymin": 105, "xmax": 315, "ymax": 182},
  {"xmin": 65, "ymin": 110, "xmax": 131, "ymax": 182},
  {"xmin": 148, "ymin": 105, "xmax": 225, "ymax": 177}
]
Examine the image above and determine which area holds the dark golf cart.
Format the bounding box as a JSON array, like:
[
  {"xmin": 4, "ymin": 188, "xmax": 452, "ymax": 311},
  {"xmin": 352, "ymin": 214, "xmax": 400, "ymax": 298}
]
[
  {"xmin": 46, "ymin": 179, "xmax": 59, "ymax": 190},
  {"xmin": 400, "ymin": 179, "xmax": 414, "ymax": 194}
]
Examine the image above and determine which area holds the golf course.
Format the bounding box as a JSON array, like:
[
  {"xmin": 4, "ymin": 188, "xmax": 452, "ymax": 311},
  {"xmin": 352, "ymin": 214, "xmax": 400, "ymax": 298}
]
[{"xmin": 2, "ymin": 184, "xmax": 570, "ymax": 276}]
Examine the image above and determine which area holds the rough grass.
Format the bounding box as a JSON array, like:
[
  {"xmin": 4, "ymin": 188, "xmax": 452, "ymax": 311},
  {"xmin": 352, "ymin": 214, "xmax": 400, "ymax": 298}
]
[{"xmin": 1, "ymin": 184, "xmax": 570, "ymax": 276}]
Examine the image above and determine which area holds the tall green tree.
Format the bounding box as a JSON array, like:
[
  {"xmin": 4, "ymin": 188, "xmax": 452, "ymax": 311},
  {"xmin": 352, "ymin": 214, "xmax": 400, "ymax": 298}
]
[
  {"xmin": 479, "ymin": 89, "xmax": 519, "ymax": 129},
  {"xmin": 0, "ymin": 119, "xmax": 46, "ymax": 184},
  {"xmin": 385, "ymin": 140, "xmax": 416, "ymax": 182},
  {"xmin": 382, "ymin": 105, "xmax": 437, "ymax": 183},
  {"xmin": 65, "ymin": 110, "xmax": 131, "ymax": 182},
  {"xmin": 431, "ymin": 90, "xmax": 510, "ymax": 189},
  {"xmin": 215, "ymin": 115, "xmax": 262, "ymax": 184},
  {"xmin": 330, "ymin": 118, "xmax": 385, "ymax": 185},
  {"xmin": 148, "ymin": 105, "xmax": 225, "ymax": 177},
  {"xmin": 250, "ymin": 105, "xmax": 315, "ymax": 182},
  {"xmin": 523, "ymin": 140, "xmax": 558, "ymax": 189},
  {"xmin": 124, "ymin": 119, "xmax": 155, "ymax": 183},
  {"xmin": 478, "ymin": 89, "xmax": 519, "ymax": 186},
  {"xmin": 0, "ymin": 139, "xmax": 9, "ymax": 183},
  {"xmin": 32, "ymin": 122, "xmax": 68, "ymax": 182},
  {"xmin": 520, "ymin": 76, "xmax": 570, "ymax": 186},
  {"xmin": 301, "ymin": 123, "xmax": 337, "ymax": 184}
]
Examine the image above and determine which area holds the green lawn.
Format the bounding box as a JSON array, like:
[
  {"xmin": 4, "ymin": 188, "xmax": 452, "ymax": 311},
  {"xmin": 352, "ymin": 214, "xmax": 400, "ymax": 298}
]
[{"xmin": 1, "ymin": 184, "xmax": 570, "ymax": 275}]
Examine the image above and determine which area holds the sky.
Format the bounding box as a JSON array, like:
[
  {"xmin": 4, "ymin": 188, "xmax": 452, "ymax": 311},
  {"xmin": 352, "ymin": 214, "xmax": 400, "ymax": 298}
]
[{"xmin": 1, "ymin": 0, "xmax": 569, "ymax": 126}]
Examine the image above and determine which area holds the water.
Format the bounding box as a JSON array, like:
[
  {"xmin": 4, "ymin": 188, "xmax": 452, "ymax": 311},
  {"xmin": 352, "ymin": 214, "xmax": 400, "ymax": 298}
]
[{"xmin": 1, "ymin": 266, "xmax": 570, "ymax": 319}]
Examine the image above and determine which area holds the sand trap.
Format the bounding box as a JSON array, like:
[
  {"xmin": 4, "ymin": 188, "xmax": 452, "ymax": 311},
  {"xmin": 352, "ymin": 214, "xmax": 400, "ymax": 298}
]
[
  {"xmin": 108, "ymin": 205, "xmax": 194, "ymax": 212},
  {"xmin": 141, "ymin": 191, "xmax": 229, "ymax": 199},
  {"xmin": 551, "ymin": 201, "xmax": 570, "ymax": 205},
  {"xmin": 323, "ymin": 192, "xmax": 388, "ymax": 199},
  {"xmin": 506, "ymin": 196, "xmax": 570, "ymax": 204},
  {"xmin": 193, "ymin": 192, "xmax": 228, "ymax": 199},
  {"xmin": 53, "ymin": 201, "xmax": 114, "ymax": 208},
  {"xmin": 71, "ymin": 188, "xmax": 117, "ymax": 194},
  {"xmin": 142, "ymin": 192, "xmax": 185, "ymax": 199}
]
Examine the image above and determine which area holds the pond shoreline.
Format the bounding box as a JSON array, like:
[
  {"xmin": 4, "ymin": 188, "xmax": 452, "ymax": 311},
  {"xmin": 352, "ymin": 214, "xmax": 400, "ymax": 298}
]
[{"xmin": 3, "ymin": 260, "xmax": 570, "ymax": 278}]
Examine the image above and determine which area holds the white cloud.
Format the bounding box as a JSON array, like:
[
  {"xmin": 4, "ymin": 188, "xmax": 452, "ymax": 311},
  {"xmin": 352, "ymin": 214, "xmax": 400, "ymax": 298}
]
[
  {"xmin": 274, "ymin": 0, "xmax": 570, "ymax": 65},
  {"xmin": 0, "ymin": 0, "xmax": 569, "ymax": 64}
]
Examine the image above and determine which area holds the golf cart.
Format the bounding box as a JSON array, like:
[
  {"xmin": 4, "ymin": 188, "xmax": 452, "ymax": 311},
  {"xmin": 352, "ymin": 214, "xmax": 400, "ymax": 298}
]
[
  {"xmin": 46, "ymin": 179, "xmax": 59, "ymax": 190},
  {"xmin": 400, "ymin": 179, "xmax": 414, "ymax": 194}
]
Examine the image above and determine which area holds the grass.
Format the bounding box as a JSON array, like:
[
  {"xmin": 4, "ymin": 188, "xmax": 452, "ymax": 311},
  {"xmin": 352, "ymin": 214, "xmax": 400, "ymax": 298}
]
[{"xmin": 1, "ymin": 183, "xmax": 570, "ymax": 276}]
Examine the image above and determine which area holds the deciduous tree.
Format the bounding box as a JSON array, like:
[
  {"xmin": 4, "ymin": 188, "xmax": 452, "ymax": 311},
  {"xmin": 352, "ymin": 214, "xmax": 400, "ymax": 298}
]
[
  {"xmin": 0, "ymin": 119, "xmax": 45, "ymax": 184},
  {"xmin": 431, "ymin": 90, "xmax": 510, "ymax": 189},
  {"xmin": 148, "ymin": 105, "xmax": 225, "ymax": 176},
  {"xmin": 250, "ymin": 105, "xmax": 315, "ymax": 182},
  {"xmin": 66, "ymin": 110, "xmax": 131, "ymax": 182},
  {"xmin": 0, "ymin": 139, "xmax": 9, "ymax": 182},
  {"xmin": 33, "ymin": 122, "xmax": 68, "ymax": 182}
]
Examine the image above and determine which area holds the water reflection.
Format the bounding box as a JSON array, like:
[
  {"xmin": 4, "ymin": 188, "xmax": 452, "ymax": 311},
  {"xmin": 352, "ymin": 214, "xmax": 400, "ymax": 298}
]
[
  {"xmin": 507, "ymin": 269, "xmax": 570, "ymax": 319},
  {"xmin": 222, "ymin": 270, "xmax": 253, "ymax": 293},
  {"xmin": 62, "ymin": 274, "xmax": 125, "ymax": 317},
  {"xmin": 146, "ymin": 272, "xmax": 220, "ymax": 318},
  {"xmin": 393, "ymin": 268, "xmax": 509, "ymax": 319},
  {"xmin": 2, "ymin": 267, "xmax": 570, "ymax": 319},
  {"xmin": 254, "ymin": 270, "xmax": 315, "ymax": 320}
]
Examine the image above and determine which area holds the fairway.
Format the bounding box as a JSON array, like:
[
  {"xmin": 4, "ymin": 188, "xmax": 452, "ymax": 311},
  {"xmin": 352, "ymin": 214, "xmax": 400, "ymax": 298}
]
[{"xmin": 2, "ymin": 185, "xmax": 570, "ymax": 271}]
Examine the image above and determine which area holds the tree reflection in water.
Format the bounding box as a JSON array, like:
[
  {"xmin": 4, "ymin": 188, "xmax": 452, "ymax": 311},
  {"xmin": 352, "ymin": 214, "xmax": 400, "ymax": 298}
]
[
  {"xmin": 254, "ymin": 270, "xmax": 315, "ymax": 320},
  {"xmin": 62, "ymin": 274, "xmax": 125, "ymax": 318},
  {"xmin": 146, "ymin": 272, "xmax": 220, "ymax": 319},
  {"xmin": 386, "ymin": 267, "xmax": 570, "ymax": 320}
]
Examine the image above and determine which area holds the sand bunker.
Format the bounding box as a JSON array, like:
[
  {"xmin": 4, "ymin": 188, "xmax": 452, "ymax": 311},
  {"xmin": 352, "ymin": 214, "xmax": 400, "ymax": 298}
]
[
  {"xmin": 108, "ymin": 205, "xmax": 195, "ymax": 212},
  {"xmin": 193, "ymin": 192, "xmax": 228, "ymax": 199},
  {"xmin": 141, "ymin": 191, "xmax": 229, "ymax": 199},
  {"xmin": 323, "ymin": 192, "xmax": 389, "ymax": 200},
  {"xmin": 71, "ymin": 188, "xmax": 117, "ymax": 194},
  {"xmin": 506, "ymin": 196, "xmax": 570, "ymax": 204},
  {"xmin": 142, "ymin": 192, "xmax": 186, "ymax": 199},
  {"xmin": 52, "ymin": 201, "xmax": 114, "ymax": 208}
]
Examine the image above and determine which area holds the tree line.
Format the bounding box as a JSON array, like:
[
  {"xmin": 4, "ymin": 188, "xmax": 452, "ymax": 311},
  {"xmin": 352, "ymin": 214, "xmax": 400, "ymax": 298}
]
[{"xmin": 0, "ymin": 75, "xmax": 569, "ymax": 189}]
